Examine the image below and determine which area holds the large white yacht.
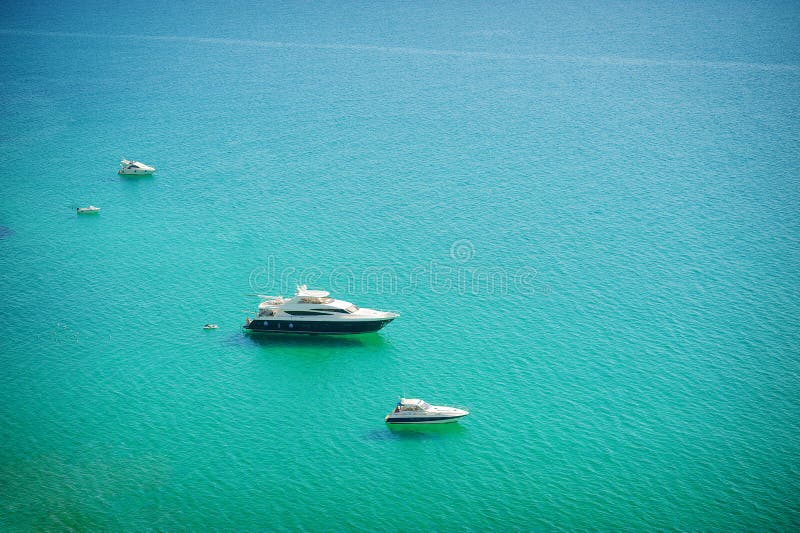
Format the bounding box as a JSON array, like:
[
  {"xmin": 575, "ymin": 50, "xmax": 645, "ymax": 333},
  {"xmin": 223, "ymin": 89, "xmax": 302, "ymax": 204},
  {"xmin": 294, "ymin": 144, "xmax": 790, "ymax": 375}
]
[
  {"xmin": 385, "ymin": 398, "xmax": 470, "ymax": 424},
  {"xmin": 118, "ymin": 159, "xmax": 155, "ymax": 175},
  {"xmin": 244, "ymin": 286, "xmax": 398, "ymax": 335}
]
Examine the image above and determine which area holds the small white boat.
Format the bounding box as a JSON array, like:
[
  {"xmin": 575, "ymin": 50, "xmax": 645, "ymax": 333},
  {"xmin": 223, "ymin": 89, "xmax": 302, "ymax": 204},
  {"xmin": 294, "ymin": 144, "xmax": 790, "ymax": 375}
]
[
  {"xmin": 76, "ymin": 205, "xmax": 100, "ymax": 214},
  {"xmin": 118, "ymin": 159, "xmax": 155, "ymax": 175},
  {"xmin": 385, "ymin": 398, "xmax": 469, "ymax": 424},
  {"xmin": 203, "ymin": 324, "xmax": 219, "ymax": 330}
]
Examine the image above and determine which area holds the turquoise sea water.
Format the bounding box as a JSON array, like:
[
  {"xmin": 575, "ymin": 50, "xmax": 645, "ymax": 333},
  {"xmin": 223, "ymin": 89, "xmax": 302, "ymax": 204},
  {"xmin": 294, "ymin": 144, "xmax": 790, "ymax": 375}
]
[{"xmin": 1, "ymin": 1, "xmax": 799, "ymax": 530}]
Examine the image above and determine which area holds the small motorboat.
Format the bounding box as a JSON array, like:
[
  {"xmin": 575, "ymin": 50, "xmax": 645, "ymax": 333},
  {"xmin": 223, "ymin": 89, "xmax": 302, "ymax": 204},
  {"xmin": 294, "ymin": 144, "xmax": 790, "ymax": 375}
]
[
  {"xmin": 203, "ymin": 324, "xmax": 219, "ymax": 330},
  {"xmin": 76, "ymin": 205, "xmax": 100, "ymax": 214},
  {"xmin": 385, "ymin": 398, "xmax": 469, "ymax": 424},
  {"xmin": 118, "ymin": 159, "xmax": 155, "ymax": 175}
]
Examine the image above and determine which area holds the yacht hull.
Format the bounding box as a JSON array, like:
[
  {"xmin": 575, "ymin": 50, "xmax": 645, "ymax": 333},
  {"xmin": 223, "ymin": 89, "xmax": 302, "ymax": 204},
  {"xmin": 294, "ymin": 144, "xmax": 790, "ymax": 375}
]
[
  {"xmin": 118, "ymin": 169, "xmax": 154, "ymax": 175},
  {"xmin": 384, "ymin": 415, "xmax": 467, "ymax": 424},
  {"xmin": 243, "ymin": 318, "xmax": 394, "ymax": 335}
]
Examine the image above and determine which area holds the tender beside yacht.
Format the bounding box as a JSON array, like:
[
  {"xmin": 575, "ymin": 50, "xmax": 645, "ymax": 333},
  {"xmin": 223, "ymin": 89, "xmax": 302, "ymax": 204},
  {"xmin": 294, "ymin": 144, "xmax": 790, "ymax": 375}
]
[
  {"xmin": 385, "ymin": 398, "xmax": 470, "ymax": 424},
  {"xmin": 118, "ymin": 159, "xmax": 155, "ymax": 175},
  {"xmin": 244, "ymin": 285, "xmax": 398, "ymax": 335}
]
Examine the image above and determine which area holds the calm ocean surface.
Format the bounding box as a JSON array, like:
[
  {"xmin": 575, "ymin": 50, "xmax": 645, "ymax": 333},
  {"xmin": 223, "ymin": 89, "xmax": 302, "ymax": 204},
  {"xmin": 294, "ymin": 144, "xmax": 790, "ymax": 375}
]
[{"xmin": 1, "ymin": 1, "xmax": 799, "ymax": 530}]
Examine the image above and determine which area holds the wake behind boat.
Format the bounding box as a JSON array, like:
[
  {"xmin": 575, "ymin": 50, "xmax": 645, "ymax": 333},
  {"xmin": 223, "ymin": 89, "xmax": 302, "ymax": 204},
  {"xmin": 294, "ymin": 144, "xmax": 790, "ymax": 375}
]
[{"xmin": 243, "ymin": 285, "xmax": 398, "ymax": 335}]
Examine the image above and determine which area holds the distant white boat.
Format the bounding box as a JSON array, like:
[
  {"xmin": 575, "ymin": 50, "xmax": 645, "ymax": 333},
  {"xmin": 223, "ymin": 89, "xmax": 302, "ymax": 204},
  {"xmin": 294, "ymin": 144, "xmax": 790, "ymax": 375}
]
[
  {"xmin": 203, "ymin": 324, "xmax": 219, "ymax": 330},
  {"xmin": 76, "ymin": 205, "xmax": 100, "ymax": 214},
  {"xmin": 118, "ymin": 159, "xmax": 155, "ymax": 175}
]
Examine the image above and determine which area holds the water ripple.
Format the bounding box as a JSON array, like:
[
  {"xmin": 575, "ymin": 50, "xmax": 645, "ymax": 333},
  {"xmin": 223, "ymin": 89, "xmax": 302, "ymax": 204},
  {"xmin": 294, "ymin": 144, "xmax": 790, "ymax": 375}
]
[{"xmin": 2, "ymin": 29, "xmax": 799, "ymax": 73}]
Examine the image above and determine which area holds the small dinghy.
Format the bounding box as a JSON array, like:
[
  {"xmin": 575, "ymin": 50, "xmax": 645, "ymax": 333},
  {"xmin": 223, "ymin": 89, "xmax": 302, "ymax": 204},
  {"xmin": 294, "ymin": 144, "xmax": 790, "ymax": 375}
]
[
  {"xmin": 203, "ymin": 324, "xmax": 219, "ymax": 330},
  {"xmin": 76, "ymin": 205, "xmax": 100, "ymax": 214}
]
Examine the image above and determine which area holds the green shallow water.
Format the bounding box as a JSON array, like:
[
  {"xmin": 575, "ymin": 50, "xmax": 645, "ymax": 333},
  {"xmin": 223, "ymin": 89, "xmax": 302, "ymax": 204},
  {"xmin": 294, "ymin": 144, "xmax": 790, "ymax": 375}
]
[{"xmin": 1, "ymin": 1, "xmax": 799, "ymax": 530}]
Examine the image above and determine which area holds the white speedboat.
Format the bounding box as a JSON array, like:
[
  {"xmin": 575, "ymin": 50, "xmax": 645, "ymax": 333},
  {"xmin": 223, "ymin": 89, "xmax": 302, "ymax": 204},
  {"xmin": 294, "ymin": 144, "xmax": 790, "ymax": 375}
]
[
  {"xmin": 244, "ymin": 285, "xmax": 398, "ymax": 335},
  {"xmin": 118, "ymin": 159, "xmax": 155, "ymax": 175},
  {"xmin": 76, "ymin": 205, "xmax": 100, "ymax": 214},
  {"xmin": 385, "ymin": 398, "xmax": 469, "ymax": 424},
  {"xmin": 203, "ymin": 324, "xmax": 219, "ymax": 330}
]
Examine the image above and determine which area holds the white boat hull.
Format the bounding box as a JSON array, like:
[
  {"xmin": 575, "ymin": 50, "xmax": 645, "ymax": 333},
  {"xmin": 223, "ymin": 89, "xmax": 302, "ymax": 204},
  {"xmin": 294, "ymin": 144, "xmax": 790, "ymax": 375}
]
[{"xmin": 385, "ymin": 415, "xmax": 467, "ymax": 424}]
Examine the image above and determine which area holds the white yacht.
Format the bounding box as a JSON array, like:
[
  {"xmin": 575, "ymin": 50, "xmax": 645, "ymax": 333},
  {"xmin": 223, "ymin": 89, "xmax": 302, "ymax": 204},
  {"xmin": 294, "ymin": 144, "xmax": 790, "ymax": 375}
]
[
  {"xmin": 385, "ymin": 398, "xmax": 470, "ymax": 424},
  {"xmin": 244, "ymin": 285, "xmax": 398, "ymax": 335},
  {"xmin": 76, "ymin": 205, "xmax": 100, "ymax": 214},
  {"xmin": 118, "ymin": 159, "xmax": 155, "ymax": 175}
]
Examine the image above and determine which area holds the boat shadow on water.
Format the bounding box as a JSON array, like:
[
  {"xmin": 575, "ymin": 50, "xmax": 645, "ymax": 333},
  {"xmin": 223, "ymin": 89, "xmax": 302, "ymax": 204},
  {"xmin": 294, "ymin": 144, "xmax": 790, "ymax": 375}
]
[
  {"xmin": 367, "ymin": 423, "xmax": 468, "ymax": 441},
  {"xmin": 231, "ymin": 331, "xmax": 389, "ymax": 349},
  {"xmin": 118, "ymin": 174, "xmax": 155, "ymax": 183}
]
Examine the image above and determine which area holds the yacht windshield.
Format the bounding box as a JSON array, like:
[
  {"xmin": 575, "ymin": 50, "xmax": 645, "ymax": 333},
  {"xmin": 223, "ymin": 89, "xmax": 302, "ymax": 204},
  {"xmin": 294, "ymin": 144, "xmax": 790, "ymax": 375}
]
[
  {"xmin": 345, "ymin": 305, "xmax": 359, "ymax": 313},
  {"xmin": 300, "ymin": 296, "xmax": 333, "ymax": 304},
  {"xmin": 419, "ymin": 402, "xmax": 431, "ymax": 410}
]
